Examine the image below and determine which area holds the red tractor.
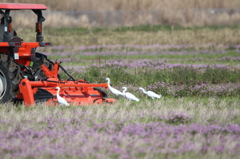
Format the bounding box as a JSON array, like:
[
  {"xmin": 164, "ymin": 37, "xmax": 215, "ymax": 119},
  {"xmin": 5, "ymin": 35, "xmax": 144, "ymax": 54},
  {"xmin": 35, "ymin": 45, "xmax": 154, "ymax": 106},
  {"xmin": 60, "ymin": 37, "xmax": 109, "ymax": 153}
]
[{"xmin": 0, "ymin": 3, "xmax": 116, "ymax": 106}]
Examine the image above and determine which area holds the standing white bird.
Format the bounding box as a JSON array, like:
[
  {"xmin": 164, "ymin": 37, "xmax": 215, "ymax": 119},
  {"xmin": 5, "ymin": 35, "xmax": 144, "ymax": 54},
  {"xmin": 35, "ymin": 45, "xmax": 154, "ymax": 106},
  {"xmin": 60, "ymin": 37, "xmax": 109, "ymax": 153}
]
[
  {"xmin": 55, "ymin": 87, "xmax": 70, "ymax": 106},
  {"xmin": 122, "ymin": 87, "xmax": 139, "ymax": 102},
  {"xmin": 139, "ymin": 87, "xmax": 162, "ymax": 99},
  {"xmin": 105, "ymin": 78, "xmax": 123, "ymax": 97}
]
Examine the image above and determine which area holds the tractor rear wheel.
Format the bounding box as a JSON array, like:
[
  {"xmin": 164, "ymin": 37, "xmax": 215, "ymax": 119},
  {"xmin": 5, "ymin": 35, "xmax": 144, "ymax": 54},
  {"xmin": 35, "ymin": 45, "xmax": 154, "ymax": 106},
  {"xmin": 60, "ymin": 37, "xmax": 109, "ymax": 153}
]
[
  {"xmin": 0, "ymin": 54, "xmax": 23, "ymax": 103},
  {"xmin": 0, "ymin": 64, "xmax": 11, "ymax": 103}
]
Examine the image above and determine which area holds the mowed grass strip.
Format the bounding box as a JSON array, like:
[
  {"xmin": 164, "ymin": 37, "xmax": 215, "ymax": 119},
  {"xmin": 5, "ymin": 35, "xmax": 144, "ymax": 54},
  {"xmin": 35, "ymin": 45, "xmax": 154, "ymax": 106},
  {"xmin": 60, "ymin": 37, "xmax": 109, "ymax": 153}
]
[{"xmin": 18, "ymin": 25, "xmax": 240, "ymax": 46}]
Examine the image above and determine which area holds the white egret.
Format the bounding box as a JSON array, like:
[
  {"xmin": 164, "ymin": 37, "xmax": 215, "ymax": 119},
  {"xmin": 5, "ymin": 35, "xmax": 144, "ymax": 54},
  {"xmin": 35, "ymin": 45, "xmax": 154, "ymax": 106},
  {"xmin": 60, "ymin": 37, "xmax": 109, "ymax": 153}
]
[
  {"xmin": 105, "ymin": 78, "xmax": 123, "ymax": 97},
  {"xmin": 55, "ymin": 87, "xmax": 70, "ymax": 106},
  {"xmin": 122, "ymin": 87, "xmax": 139, "ymax": 102},
  {"xmin": 139, "ymin": 87, "xmax": 162, "ymax": 99}
]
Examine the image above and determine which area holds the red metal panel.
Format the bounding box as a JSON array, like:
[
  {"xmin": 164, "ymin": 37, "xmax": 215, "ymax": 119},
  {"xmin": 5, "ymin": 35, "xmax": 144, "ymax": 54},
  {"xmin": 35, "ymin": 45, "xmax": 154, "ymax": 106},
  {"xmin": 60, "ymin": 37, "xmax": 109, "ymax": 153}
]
[
  {"xmin": 0, "ymin": 3, "xmax": 47, "ymax": 10},
  {"xmin": 18, "ymin": 78, "xmax": 116, "ymax": 107}
]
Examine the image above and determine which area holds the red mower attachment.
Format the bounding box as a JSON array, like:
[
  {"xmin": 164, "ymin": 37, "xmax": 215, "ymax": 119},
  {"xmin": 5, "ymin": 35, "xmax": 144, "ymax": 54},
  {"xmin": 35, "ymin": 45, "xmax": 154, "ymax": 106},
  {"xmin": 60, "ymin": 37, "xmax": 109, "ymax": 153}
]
[{"xmin": 17, "ymin": 61, "xmax": 116, "ymax": 107}]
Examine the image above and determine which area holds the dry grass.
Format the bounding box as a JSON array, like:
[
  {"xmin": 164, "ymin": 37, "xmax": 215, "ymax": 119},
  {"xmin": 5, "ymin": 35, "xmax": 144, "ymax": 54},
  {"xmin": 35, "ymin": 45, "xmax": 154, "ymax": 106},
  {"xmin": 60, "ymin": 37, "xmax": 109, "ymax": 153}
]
[
  {"xmin": 0, "ymin": 97, "xmax": 239, "ymax": 125},
  {"xmin": 2, "ymin": 0, "xmax": 240, "ymax": 27},
  {"xmin": 17, "ymin": 27, "xmax": 240, "ymax": 47},
  {"xmin": 3, "ymin": 0, "xmax": 240, "ymax": 11},
  {"xmin": 11, "ymin": 11, "xmax": 240, "ymax": 28}
]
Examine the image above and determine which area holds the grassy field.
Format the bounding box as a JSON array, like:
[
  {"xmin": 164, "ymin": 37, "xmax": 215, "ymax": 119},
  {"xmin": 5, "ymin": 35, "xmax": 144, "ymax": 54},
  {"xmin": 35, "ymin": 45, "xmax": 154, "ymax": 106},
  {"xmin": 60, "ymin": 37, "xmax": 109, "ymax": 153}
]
[
  {"xmin": 18, "ymin": 25, "xmax": 240, "ymax": 46},
  {"xmin": 1, "ymin": 25, "xmax": 240, "ymax": 158},
  {"xmin": 4, "ymin": 0, "xmax": 240, "ymax": 27},
  {"xmin": 5, "ymin": 0, "xmax": 240, "ymax": 11},
  {"xmin": 0, "ymin": 98, "xmax": 240, "ymax": 158}
]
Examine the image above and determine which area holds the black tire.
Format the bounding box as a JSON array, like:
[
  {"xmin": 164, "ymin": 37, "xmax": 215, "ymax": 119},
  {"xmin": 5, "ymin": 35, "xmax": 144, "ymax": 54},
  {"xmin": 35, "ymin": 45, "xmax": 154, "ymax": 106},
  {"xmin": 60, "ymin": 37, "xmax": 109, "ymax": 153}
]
[
  {"xmin": 0, "ymin": 54, "xmax": 23, "ymax": 103},
  {"xmin": 0, "ymin": 64, "xmax": 13, "ymax": 103}
]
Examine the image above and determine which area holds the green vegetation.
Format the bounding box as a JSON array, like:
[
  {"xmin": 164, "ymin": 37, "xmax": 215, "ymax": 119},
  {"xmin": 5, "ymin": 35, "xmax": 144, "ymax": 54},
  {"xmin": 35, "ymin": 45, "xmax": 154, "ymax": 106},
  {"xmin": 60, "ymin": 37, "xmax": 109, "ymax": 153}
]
[
  {"xmin": 114, "ymin": 24, "xmax": 240, "ymax": 32},
  {"xmin": 71, "ymin": 65, "xmax": 240, "ymax": 85},
  {"xmin": 54, "ymin": 24, "xmax": 240, "ymax": 33},
  {"xmin": 2, "ymin": 23, "xmax": 240, "ymax": 158},
  {"xmin": 17, "ymin": 24, "xmax": 240, "ymax": 46},
  {"xmin": 1, "ymin": 1, "xmax": 240, "ymax": 158}
]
